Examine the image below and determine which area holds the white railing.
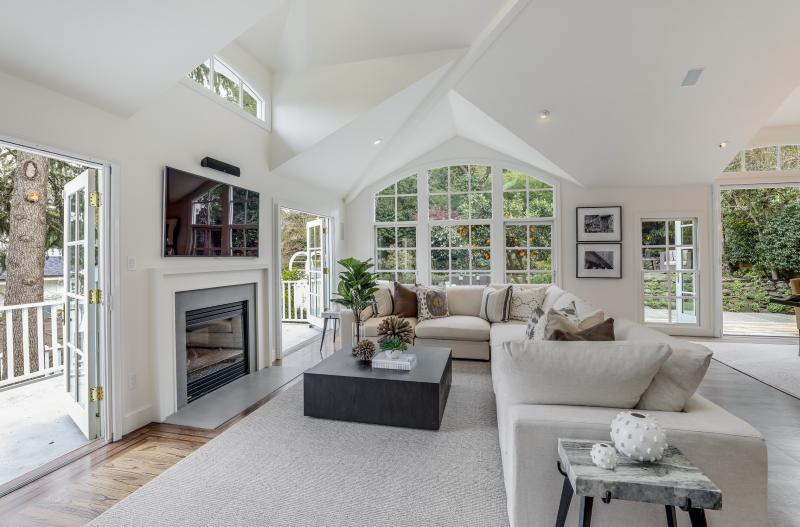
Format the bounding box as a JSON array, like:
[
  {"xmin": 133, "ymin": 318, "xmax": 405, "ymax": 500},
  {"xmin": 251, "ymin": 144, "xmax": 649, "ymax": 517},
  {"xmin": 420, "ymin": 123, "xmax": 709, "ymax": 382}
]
[
  {"xmin": 0, "ymin": 298, "xmax": 65, "ymax": 389},
  {"xmin": 282, "ymin": 280, "xmax": 309, "ymax": 322}
]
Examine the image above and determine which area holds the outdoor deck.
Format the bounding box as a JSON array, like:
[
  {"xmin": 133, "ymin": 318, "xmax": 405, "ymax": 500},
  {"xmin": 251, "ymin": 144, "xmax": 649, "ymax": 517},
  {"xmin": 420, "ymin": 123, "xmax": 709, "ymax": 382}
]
[
  {"xmin": 281, "ymin": 322, "xmax": 321, "ymax": 353},
  {"xmin": 723, "ymin": 311, "xmax": 798, "ymax": 337},
  {"xmin": 0, "ymin": 375, "xmax": 87, "ymax": 488}
]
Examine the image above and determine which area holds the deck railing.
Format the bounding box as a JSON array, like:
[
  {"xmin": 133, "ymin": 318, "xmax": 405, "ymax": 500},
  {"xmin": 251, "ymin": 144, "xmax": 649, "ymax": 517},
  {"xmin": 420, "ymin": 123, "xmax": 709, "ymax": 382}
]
[
  {"xmin": 0, "ymin": 298, "xmax": 65, "ymax": 389},
  {"xmin": 282, "ymin": 280, "xmax": 309, "ymax": 322}
]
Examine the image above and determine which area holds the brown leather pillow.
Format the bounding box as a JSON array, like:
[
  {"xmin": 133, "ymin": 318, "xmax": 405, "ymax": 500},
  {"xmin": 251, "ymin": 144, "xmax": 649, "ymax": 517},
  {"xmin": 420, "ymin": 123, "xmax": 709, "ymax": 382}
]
[
  {"xmin": 393, "ymin": 282, "xmax": 418, "ymax": 318},
  {"xmin": 549, "ymin": 318, "xmax": 615, "ymax": 341}
]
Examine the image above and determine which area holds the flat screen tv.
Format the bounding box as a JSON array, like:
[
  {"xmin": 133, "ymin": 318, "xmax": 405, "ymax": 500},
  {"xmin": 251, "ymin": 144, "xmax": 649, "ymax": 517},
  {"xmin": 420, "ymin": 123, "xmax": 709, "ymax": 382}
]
[{"xmin": 163, "ymin": 166, "xmax": 259, "ymax": 257}]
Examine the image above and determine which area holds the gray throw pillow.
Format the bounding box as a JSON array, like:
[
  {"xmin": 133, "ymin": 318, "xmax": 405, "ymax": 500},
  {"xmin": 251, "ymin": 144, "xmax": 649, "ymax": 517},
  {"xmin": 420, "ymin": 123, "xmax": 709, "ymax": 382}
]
[
  {"xmin": 480, "ymin": 286, "xmax": 512, "ymax": 323},
  {"xmin": 416, "ymin": 285, "xmax": 449, "ymax": 321}
]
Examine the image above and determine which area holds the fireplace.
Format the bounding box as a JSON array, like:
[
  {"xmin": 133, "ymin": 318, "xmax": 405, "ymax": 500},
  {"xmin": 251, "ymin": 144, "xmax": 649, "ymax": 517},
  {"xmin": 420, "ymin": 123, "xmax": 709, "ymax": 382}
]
[{"xmin": 175, "ymin": 284, "xmax": 257, "ymax": 409}]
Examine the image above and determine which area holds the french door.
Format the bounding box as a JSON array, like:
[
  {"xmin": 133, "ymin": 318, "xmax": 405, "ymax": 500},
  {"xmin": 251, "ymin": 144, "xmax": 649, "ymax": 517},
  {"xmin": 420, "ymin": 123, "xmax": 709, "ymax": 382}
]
[
  {"xmin": 305, "ymin": 218, "xmax": 329, "ymax": 327},
  {"xmin": 63, "ymin": 169, "xmax": 101, "ymax": 439}
]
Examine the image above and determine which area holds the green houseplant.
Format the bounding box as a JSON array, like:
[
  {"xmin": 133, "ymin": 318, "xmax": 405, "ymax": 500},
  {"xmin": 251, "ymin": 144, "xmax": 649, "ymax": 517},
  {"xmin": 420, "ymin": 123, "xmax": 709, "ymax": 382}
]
[
  {"xmin": 331, "ymin": 257, "xmax": 378, "ymax": 348},
  {"xmin": 380, "ymin": 335, "xmax": 407, "ymax": 359}
]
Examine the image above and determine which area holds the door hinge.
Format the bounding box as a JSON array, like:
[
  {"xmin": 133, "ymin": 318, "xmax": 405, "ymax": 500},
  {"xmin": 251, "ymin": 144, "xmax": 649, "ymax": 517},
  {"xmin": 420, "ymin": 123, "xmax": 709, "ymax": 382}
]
[
  {"xmin": 89, "ymin": 191, "xmax": 101, "ymax": 207},
  {"xmin": 323, "ymin": 227, "xmax": 328, "ymax": 235},
  {"xmin": 89, "ymin": 288, "xmax": 103, "ymax": 304},
  {"xmin": 323, "ymin": 267, "xmax": 329, "ymax": 275},
  {"xmin": 90, "ymin": 386, "xmax": 104, "ymax": 402}
]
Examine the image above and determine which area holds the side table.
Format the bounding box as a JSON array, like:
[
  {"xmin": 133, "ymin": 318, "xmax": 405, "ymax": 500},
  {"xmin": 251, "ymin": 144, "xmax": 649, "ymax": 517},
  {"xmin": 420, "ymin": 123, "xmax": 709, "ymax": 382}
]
[
  {"xmin": 555, "ymin": 439, "xmax": 721, "ymax": 527},
  {"xmin": 318, "ymin": 310, "xmax": 340, "ymax": 359}
]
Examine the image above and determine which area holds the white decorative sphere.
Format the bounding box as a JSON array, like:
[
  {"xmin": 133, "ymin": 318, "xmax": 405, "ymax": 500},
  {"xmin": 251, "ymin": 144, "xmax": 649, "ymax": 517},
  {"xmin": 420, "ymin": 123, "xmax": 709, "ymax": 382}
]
[
  {"xmin": 610, "ymin": 411, "xmax": 668, "ymax": 462},
  {"xmin": 590, "ymin": 443, "xmax": 618, "ymax": 470}
]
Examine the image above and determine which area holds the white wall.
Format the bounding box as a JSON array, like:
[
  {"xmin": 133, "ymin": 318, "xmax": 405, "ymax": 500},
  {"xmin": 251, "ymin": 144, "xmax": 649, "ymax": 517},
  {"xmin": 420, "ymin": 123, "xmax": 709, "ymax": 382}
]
[
  {"xmin": 344, "ymin": 138, "xmax": 715, "ymax": 337},
  {"xmin": 0, "ymin": 52, "xmax": 343, "ymax": 435}
]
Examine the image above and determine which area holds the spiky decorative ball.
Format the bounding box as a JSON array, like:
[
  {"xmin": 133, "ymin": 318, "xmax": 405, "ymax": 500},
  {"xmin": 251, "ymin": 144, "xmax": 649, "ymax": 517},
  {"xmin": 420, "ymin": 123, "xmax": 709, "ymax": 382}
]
[
  {"xmin": 353, "ymin": 340, "xmax": 376, "ymax": 361},
  {"xmin": 610, "ymin": 411, "xmax": 668, "ymax": 463},
  {"xmin": 377, "ymin": 315, "xmax": 414, "ymax": 345},
  {"xmin": 590, "ymin": 443, "xmax": 618, "ymax": 470}
]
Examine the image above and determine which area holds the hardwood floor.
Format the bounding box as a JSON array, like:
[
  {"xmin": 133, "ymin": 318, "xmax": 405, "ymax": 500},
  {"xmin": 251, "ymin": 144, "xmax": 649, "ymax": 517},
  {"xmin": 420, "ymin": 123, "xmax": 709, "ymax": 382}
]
[
  {"xmin": 0, "ymin": 337, "xmax": 798, "ymax": 526},
  {"xmin": 0, "ymin": 338, "xmax": 330, "ymax": 527}
]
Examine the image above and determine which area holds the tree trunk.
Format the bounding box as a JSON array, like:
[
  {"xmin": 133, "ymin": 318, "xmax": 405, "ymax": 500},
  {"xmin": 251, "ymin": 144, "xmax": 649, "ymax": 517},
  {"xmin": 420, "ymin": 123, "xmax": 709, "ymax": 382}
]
[{"xmin": 6, "ymin": 152, "xmax": 48, "ymax": 376}]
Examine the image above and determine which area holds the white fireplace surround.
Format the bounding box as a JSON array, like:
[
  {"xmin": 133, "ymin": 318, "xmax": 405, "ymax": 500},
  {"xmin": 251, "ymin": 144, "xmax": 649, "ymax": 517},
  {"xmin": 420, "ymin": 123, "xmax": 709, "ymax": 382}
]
[{"xmin": 150, "ymin": 265, "xmax": 270, "ymax": 421}]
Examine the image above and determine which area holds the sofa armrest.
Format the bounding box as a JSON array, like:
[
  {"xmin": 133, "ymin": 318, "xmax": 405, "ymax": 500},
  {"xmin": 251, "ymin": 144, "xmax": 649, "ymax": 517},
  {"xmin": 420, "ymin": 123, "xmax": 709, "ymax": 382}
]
[
  {"xmin": 498, "ymin": 395, "xmax": 767, "ymax": 527},
  {"xmin": 339, "ymin": 309, "xmax": 355, "ymax": 351}
]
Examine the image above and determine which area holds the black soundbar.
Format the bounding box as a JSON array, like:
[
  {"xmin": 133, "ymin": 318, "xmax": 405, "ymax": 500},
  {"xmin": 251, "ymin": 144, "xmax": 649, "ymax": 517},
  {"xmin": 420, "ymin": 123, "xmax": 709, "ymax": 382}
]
[{"xmin": 201, "ymin": 156, "xmax": 240, "ymax": 177}]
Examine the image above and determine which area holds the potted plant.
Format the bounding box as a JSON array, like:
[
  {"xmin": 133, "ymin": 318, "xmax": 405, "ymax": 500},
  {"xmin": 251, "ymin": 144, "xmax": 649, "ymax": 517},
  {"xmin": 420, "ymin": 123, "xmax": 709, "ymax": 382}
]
[
  {"xmin": 380, "ymin": 335, "xmax": 407, "ymax": 359},
  {"xmin": 331, "ymin": 257, "xmax": 378, "ymax": 350}
]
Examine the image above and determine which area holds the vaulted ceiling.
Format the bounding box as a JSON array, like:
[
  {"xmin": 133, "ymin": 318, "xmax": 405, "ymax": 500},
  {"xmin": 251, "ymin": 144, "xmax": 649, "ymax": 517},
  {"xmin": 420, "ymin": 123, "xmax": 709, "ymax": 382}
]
[{"xmin": 2, "ymin": 0, "xmax": 800, "ymax": 198}]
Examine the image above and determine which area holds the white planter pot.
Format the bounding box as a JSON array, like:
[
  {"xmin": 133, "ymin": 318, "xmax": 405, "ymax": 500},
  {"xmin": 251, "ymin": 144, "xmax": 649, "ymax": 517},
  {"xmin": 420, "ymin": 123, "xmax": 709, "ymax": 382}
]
[{"xmin": 610, "ymin": 411, "xmax": 668, "ymax": 462}]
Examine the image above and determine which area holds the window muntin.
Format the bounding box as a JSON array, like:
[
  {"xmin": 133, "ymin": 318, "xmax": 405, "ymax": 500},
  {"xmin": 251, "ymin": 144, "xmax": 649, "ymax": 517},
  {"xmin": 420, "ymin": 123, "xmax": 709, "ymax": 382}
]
[
  {"xmin": 188, "ymin": 57, "xmax": 265, "ymax": 121},
  {"xmin": 428, "ymin": 165, "xmax": 491, "ymax": 220},
  {"xmin": 375, "ymin": 174, "xmax": 418, "ymax": 222},
  {"xmin": 375, "ymin": 226, "xmax": 417, "ymax": 283},
  {"xmin": 430, "ymin": 224, "xmax": 491, "ymax": 286},
  {"xmin": 723, "ymin": 144, "xmax": 800, "ymax": 173},
  {"xmin": 641, "ymin": 218, "xmax": 698, "ymax": 325},
  {"xmin": 504, "ymin": 223, "xmax": 553, "ymax": 284},
  {"xmin": 190, "ymin": 185, "xmax": 258, "ymax": 256},
  {"xmin": 502, "ymin": 169, "xmax": 553, "ymax": 218}
]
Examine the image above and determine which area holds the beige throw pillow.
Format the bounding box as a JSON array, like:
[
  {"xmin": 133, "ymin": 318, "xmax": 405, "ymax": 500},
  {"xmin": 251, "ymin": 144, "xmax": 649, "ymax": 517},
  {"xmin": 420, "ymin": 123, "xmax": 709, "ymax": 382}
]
[
  {"xmin": 509, "ymin": 285, "xmax": 547, "ymax": 321},
  {"xmin": 372, "ymin": 286, "xmax": 394, "ymax": 317},
  {"xmin": 637, "ymin": 342, "xmax": 713, "ymax": 411},
  {"xmin": 495, "ymin": 340, "xmax": 672, "ymax": 408},
  {"xmin": 479, "ymin": 286, "xmax": 512, "ymax": 323}
]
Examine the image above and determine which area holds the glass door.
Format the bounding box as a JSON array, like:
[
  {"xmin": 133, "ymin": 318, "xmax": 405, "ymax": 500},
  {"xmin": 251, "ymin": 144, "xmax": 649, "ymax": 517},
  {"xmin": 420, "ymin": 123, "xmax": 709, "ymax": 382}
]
[
  {"xmin": 305, "ymin": 218, "xmax": 328, "ymax": 327},
  {"xmin": 63, "ymin": 169, "xmax": 101, "ymax": 439}
]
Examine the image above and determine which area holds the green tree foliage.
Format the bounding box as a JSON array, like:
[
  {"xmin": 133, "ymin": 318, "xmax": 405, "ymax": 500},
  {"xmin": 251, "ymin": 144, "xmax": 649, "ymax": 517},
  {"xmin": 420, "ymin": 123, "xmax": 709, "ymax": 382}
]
[
  {"xmin": 757, "ymin": 202, "xmax": 800, "ymax": 278},
  {"xmin": 722, "ymin": 219, "xmax": 759, "ymax": 269},
  {"xmin": 280, "ymin": 209, "xmax": 318, "ymax": 270}
]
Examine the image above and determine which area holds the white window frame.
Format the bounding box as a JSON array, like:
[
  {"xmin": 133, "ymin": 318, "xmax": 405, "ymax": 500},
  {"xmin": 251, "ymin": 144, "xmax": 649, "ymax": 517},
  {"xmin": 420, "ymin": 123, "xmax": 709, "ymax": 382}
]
[
  {"xmin": 374, "ymin": 225, "xmax": 418, "ymax": 284},
  {"xmin": 185, "ymin": 56, "xmax": 270, "ymax": 129},
  {"xmin": 723, "ymin": 143, "xmax": 800, "ymax": 173},
  {"xmin": 370, "ymin": 161, "xmax": 560, "ymax": 287},
  {"xmin": 429, "ymin": 222, "xmax": 492, "ymax": 286},
  {"xmin": 639, "ymin": 216, "xmax": 700, "ymax": 327},
  {"xmin": 503, "ymin": 220, "xmax": 555, "ymax": 284},
  {"xmin": 374, "ymin": 174, "xmax": 419, "ymax": 282}
]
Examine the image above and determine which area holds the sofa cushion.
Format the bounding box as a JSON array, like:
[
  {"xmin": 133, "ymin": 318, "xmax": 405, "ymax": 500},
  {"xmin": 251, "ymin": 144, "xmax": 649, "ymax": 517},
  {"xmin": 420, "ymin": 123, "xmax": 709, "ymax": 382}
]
[
  {"xmin": 490, "ymin": 321, "xmax": 526, "ymax": 351},
  {"xmin": 479, "ymin": 286, "xmax": 512, "ymax": 323},
  {"xmin": 364, "ymin": 316, "xmax": 417, "ymax": 338},
  {"xmin": 446, "ymin": 285, "xmax": 484, "ymax": 317},
  {"xmin": 495, "ymin": 340, "xmax": 671, "ymax": 408},
  {"xmin": 372, "ymin": 286, "xmax": 394, "ymax": 317},
  {"xmin": 549, "ymin": 318, "xmax": 615, "ymax": 341},
  {"xmin": 614, "ymin": 319, "xmax": 713, "ymax": 411},
  {"xmin": 414, "ymin": 315, "xmax": 490, "ymax": 342},
  {"xmin": 416, "ymin": 285, "xmax": 449, "ymax": 321},
  {"xmin": 392, "ymin": 282, "xmax": 418, "ymax": 317},
  {"xmin": 532, "ymin": 303, "xmax": 605, "ymax": 340},
  {"xmin": 509, "ymin": 285, "xmax": 548, "ymax": 321}
]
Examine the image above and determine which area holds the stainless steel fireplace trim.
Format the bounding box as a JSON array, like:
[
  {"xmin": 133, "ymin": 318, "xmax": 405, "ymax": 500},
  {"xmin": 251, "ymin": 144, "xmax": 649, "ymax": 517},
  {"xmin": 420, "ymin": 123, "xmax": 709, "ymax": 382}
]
[{"xmin": 175, "ymin": 284, "xmax": 257, "ymax": 409}]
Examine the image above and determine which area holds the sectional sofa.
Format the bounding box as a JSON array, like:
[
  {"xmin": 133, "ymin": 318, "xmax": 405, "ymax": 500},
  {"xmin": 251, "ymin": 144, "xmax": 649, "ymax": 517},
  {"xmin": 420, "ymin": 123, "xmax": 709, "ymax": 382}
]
[{"xmin": 339, "ymin": 283, "xmax": 767, "ymax": 527}]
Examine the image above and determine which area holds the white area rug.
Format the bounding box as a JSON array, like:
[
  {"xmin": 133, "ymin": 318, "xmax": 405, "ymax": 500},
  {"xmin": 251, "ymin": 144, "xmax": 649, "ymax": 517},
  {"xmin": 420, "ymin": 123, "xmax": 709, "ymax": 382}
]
[
  {"xmin": 90, "ymin": 361, "xmax": 509, "ymax": 526},
  {"xmin": 699, "ymin": 341, "xmax": 800, "ymax": 399}
]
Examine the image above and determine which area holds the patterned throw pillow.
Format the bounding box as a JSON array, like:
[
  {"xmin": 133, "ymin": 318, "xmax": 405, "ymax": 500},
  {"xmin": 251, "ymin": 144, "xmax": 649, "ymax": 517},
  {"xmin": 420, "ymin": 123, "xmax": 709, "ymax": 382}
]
[
  {"xmin": 509, "ymin": 285, "xmax": 548, "ymax": 321},
  {"xmin": 525, "ymin": 306, "xmax": 545, "ymax": 339},
  {"xmin": 480, "ymin": 286, "xmax": 513, "ymax": 323},
  {"xmin": 529, "ymin": 301, "xmax": 605, "ymax": 340},
  {"xmin": 416, "ymin": 285, "xmax": 449, "ymax": 321}
]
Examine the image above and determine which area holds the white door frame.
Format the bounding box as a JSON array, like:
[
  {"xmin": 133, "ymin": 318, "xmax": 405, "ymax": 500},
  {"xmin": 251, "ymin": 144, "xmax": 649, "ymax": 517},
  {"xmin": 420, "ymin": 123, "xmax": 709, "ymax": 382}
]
[
  {"xmin": 0, "ymin": 136, "xmax": 118, "ymax": 497},
  {"xmin": 272, "ymin": 201, "xmax": 335, "ymax": 359}
]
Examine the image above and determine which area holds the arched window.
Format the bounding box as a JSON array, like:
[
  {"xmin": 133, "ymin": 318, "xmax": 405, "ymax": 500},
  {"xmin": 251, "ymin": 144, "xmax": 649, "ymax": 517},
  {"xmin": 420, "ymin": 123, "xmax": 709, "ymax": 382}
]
[
  {"xmin": 188, "ymin": 56, "xmax": 267, "ymax": 122},
  {"xmin": 372, "ymin": 164, "xmax": 558, "ymax": 286},
  {"xmin": 724, "ymin": 144, "xmax": 800, "ymax": 172}
]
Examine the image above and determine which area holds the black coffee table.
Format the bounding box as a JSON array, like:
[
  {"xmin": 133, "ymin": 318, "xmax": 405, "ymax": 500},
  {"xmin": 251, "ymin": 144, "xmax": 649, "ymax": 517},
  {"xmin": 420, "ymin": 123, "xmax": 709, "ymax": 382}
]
[{"xmin": 303, "ymin": 346, "xmax": 452, "ymax": 430}]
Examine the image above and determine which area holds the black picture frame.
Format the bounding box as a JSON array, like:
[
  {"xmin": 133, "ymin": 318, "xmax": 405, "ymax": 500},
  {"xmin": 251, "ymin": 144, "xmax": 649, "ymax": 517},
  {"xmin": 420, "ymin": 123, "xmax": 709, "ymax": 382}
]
[
  {"xmin": 576, "ymin": 206, "xmax": 622, "ymax": 242},
  {"xmin": 576, "ymin": 243, "xmax": 622, "ymax": 279}
]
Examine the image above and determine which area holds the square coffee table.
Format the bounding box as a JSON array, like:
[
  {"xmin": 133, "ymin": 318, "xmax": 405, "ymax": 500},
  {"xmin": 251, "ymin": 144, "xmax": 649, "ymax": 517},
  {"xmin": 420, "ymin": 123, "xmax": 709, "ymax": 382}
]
[{"xmin": 303, "ymin": 346, "xmax": 452, "ymax": 430}]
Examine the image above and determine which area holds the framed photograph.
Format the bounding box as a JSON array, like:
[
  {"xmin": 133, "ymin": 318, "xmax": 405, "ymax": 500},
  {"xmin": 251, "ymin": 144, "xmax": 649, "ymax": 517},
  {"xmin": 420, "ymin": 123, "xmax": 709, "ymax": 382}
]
[
  {"xmin": 577, "ymin": 243, "xmax": 622, "ymax": 279},
  {"xmin": 576, "ymin": 206, "xmax": 622, "ymax": 242}
]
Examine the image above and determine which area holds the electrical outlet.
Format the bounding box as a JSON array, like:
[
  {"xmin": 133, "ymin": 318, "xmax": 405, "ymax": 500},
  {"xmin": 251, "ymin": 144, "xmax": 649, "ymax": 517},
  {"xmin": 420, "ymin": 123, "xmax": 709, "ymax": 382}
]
[
  {"xmin": 127, "ymin": 256, "xmax": 136, "ymax": 271},
  {"xmin": 128, "ymin": 373, "xmax": 137, "ymax": 390}
]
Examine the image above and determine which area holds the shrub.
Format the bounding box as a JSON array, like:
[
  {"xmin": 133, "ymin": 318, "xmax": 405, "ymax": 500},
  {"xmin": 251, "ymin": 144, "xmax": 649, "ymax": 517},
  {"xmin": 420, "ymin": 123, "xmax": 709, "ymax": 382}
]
[{"xmin": 758, "ymin": 202, "xmax": 800, "ymax": 279}]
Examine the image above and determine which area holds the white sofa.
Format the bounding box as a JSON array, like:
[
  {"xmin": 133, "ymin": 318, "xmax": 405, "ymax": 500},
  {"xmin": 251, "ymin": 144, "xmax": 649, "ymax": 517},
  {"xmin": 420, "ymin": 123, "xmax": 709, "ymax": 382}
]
[{"xmin": 340, "ymin": 284, "xmax": 768, "ymax": 526}]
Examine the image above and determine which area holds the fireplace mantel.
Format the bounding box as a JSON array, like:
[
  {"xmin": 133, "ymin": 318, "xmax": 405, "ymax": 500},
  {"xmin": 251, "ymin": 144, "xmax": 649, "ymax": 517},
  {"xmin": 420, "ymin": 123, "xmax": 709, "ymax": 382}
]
[{"xmin": 149, "ymin": 265, "xmax": 270, "ymax": 421}]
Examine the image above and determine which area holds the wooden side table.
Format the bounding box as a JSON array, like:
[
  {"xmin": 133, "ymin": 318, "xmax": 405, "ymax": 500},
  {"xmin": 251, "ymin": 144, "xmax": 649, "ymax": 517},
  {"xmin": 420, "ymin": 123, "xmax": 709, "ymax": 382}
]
[{"xmin": 555, "ymin": 439, "xmax": 721, "ymax": 527}]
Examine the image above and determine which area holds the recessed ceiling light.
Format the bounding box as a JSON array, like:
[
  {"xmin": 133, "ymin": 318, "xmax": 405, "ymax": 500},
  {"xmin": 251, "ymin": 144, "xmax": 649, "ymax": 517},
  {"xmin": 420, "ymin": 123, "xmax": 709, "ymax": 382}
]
[
  {"xmin": 373, "ymin": 138, "xmax": 382, "ymax": 145},
  {"xmin": 682, "ymin": 68, "xmax": 704, "ymax": 87},
  {"xmin": 538, "ymin": 110, "xmax": 551, "ymax": 121},
  {"xmin": 719, "ymin": 141, "xmax": 728, "ymax": 148}
]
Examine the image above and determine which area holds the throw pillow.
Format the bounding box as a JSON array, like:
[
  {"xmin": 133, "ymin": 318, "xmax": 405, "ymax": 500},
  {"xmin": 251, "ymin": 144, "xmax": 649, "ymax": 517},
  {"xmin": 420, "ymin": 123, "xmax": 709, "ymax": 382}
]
[
  {"xmin": 479, "ymin": 286, "xmax": 512, "ymax": 323},
  {"xmin": 637, "ymin": 341, "xmax": 713, "ymax": 411},
  {"xmin": 495, "ymin": 340, "xmax": 672, "ymax": 408},
  {"xmin": 548, "ymin": 318, "xmax": 615, "ymax": 341},
  {"xmin": 531, "ymin": 301, "xmax": 605, "ymax": 340},
  {"xmin": 525, "ymin": 306, "xmax": 545, "ymax": 339},
  {"xmin": 372, "ymin": 286, "xmax": 394, "ymax": 317},
  {"xmin": 509, "ymin": 285, "xmax": 547, "ymax": 321},
  {"xmin": 416, "ymin": 285, "xmax": 449, "ymax": 321},
  {"xmin": 392, "ymin": 282, "xmax": 418, "ymax": 318}
]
